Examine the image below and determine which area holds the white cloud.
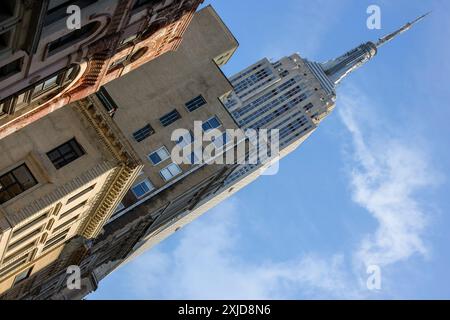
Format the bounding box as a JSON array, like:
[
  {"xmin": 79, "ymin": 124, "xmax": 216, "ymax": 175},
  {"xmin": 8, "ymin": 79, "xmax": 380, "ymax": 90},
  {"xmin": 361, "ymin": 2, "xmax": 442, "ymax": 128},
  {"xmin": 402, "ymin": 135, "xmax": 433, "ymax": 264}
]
[
  {"xmin": 120, "ymin": 199, "xmax": 360, "ymax": 299},
  {"xmin": 338, "ymin": 86, "xmax": 437, "ymax": 269}
]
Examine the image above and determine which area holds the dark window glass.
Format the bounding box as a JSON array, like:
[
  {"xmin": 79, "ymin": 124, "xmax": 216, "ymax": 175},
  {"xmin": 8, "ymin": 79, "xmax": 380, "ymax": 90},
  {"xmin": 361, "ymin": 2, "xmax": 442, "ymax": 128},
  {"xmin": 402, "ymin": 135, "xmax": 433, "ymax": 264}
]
[
  {"xmin": 0, "ymin": 57, "xmax": 22, "ymax": 79},
  {"xmin": 13, "ymin": 267, "xmax": 33, "ymax": 286},
  {"xmin": 96, "ymin": 86, "xmax": 118, "ymax": 116},
  {"xmin": 160, "ymin": 109, "xmax": 181, "ymax": 127},
  {"xmin": 202, "ymin": 116, "xmax": 221, "ymax": 131},
  {"xmin": 47, "ymin": 21, "xmax": 100, "ymax": 54},
  {"xmin": 0, "ymin": 164, "xmax": 37, "ymax": 204},
  {"xmin": 185, "ymin": 95, "xmax": 207, "ymax": 112},
  {"xmin": 149, "ymin": 153, "xmax": 161, "ymax": 164},
  {"xmin": 133, "ymin": 124, "xmax": 155, "ymax": 142},
  {"xmin": 132, "ymin": 0, "xmax": 152, "ymax": 10},
  {"xmin": 47, "ymin": 138, "xmax": 85, "ymax": 169}
]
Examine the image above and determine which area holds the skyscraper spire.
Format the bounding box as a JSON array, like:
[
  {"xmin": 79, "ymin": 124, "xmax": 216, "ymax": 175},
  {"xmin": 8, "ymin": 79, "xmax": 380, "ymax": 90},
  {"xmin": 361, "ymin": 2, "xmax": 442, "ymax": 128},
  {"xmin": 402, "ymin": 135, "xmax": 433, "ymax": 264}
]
[
  {"xmin": 376, "ymin": 12, "xmax": 431, "ymax": 48},
  {"xmin": 320, "ymin": 12, "xmax": 429, "ymax": 85}
]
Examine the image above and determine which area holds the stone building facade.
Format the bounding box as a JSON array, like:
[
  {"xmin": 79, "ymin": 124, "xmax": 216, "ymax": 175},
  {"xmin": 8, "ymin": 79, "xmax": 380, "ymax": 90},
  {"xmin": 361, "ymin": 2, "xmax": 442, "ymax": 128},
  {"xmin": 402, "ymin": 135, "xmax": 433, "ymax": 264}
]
[{"xmin": 0, "ymin": 0, "xmax": 203, "ymax": 140}]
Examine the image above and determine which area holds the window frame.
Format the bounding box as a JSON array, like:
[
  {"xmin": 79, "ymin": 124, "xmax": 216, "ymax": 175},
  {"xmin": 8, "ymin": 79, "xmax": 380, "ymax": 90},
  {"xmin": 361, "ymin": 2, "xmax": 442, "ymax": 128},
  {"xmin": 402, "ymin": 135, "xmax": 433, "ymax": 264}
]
[
  {"xmin": 202, "ymin": 116, "xmax": 222, "ymax": 132},
  {"xmin": 131, "ymin": 178, "xmax": 155, "ymax": 199},
  {"xmin": 148, "ymin": 146, "xmax": 170, "ymax": 166},
  {"xmin": 46, "ymin": 138, "xmax": 85, "ymax": 170},
  {"xmin": 0, "ymin": 163, "xmax": 38, "ymax": 205},
  {"xmin": 159, "ymin": 109, "xmax": 181, "ymax": 127},
  {"xmin": 159, "ymin": 163, "xmax": 182, "ymax": 182},
  {"xmin": 185, "ymin": 95, "xmax": 207, "ymax": 112},
  {"xmin": 13, "ymin": 267, "xmax": 33, "ymax": 286},
  {"xmin": 132, "ymin": 124, "xmax": 155, "ymax": 142}
]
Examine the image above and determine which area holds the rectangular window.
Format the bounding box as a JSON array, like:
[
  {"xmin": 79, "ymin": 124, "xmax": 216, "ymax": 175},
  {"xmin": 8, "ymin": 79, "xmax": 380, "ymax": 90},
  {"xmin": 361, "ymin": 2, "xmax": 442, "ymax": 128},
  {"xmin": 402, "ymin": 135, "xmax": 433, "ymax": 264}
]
[
  {"xmin": 159, "ymin": 109, "xmax": 181, "ymax": 127},
  {"xmin": 185, "ymin": 95, "xmax": 207, "ymax": 112},
  {"xmin": 131, "ymin": 179, "xmax": 155, "ymax": 199},
  {"xmin": 47, "ymin": 138, "xmax": 85, "ymax": 169},
  {"xmin": 160, "ymin": 163, "xmax": 182, "ymax": 181},
  {"xmin": 148, "ymin": 147, "xmax": 170, "ymax": 165},
  {"xmin": 202, "ymin": 116, "xmax": 222, "ymax": 132},
  {"xmin": 0, "ymin": 57, "xmax": 22, "ymax": 79},
  {"xmin": 132, "ymin": 124, "xmax": 155, "ymax": 142},
  {"xmin": 13, "ymin": 267, "xmax": 33, "ymax": 286},
  {"xmin": 0, "ymin": 164, "xmax": 37, "ymax": 204},
  {"xmin": 176, "ymin": 131, "xmax": 193, "ymax": 149},
  {"xmin": 96, "ymin": 86, "xmax": 118, "ymax": 116}
]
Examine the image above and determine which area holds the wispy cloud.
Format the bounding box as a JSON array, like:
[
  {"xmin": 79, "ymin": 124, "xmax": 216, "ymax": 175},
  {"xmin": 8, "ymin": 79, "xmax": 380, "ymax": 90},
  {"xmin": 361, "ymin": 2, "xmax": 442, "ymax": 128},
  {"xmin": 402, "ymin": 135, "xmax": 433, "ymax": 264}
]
[
  {"xmin": 115, "ymin": 199, "xmax": 360, "ymax": 299},
  {"xmin": 338, "ymin": 86, "xmax": 438, "ymax": 270}
]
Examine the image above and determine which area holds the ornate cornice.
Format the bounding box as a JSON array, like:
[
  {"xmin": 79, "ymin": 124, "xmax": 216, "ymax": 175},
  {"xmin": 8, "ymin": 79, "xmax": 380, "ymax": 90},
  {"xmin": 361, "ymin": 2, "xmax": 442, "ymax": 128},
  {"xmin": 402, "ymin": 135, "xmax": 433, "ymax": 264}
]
[{"xmin": 73, "ymin": 97, "xmax": 143, "ymax": 239}]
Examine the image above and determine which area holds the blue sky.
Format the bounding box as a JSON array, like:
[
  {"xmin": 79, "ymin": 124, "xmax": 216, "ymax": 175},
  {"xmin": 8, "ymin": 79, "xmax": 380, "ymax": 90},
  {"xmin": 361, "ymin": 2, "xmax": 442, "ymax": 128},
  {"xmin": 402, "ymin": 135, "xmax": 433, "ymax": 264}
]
[{"xmin": 90, "ymin": 0, "xmax": 450, "ymax": 299}]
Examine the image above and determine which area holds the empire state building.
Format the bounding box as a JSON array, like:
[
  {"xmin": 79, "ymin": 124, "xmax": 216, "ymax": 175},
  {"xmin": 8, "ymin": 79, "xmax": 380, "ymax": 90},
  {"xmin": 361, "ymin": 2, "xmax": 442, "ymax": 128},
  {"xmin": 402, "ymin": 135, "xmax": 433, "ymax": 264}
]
[{"xmin": 221, "ymin": 13, "xmax": 429, "ymax": 186}]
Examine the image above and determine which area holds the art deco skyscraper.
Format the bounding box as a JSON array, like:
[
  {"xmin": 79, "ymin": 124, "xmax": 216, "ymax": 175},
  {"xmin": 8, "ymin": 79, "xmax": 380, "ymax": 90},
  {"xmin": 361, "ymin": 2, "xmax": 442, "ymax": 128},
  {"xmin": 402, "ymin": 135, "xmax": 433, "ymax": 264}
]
[{"xmin": 221, "ymin": 13, "xmax": 429, "ymax": 186}]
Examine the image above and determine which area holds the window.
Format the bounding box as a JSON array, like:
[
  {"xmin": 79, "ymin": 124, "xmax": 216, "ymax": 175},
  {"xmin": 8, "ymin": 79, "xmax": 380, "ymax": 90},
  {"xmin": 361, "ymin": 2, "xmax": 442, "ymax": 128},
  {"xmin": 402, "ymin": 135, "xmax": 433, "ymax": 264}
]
[
  {"xmin": 132, "ymin": 124, "xmax": 154, "ymax": 142},
  {"xmin": 148, "ymin": 147, "xmax": 170, "ymax": 165},
  {"xmin": 96, "ymin": 86, "xmax": 118, "ymax": 116},
  {"xmin": 176, "ymin": 131, "xmax": 193, "ymax": 149},
  {"xmin": 132, "ymin": 0, "xmax": 153, "ymax": 10},
  {"xmin": 185, "ymin": 95, "xmax": 207, "ymax": 112},
  {"xmin": 13, "ymin": 267, "xmax": 33, "ymax": 286},
  {"xmin": 131, "ymin": 179, "xmax": 155, "ymax": 198},
  {"xmin": 32, "ymin": 74, "xmax": 59, "ymax": 97},
  {"xmin": 47, "ymin": 138, "xmax": 85, "ymax": 169},
  {"xmin": 47, "ymin": 21, "xmax": 100, "ymax": 55},
  {"xmin": 160, "ymin": 163, "xmax": 182, "ymax": 181},
  {"xmin": 0, "ymin": 57, "xmax": 22, "ymax": 79},
  {"xmin": 0, "ymin": 164, "xmax": 37, "ymax": 204},
  {"xmin": 303, "ymin": 102, "xmax": 314, "ymax": 112},
  {"xmin": 160, "ymin": 109, "xmax": 181, "ymax": 127},
  {"xmin": 0, "ymin": 100, "xmax": 8, "ymax": 115},
  {"xmin": 202, "ymin": 116, "xmax": 221, "ymax": 131}
]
